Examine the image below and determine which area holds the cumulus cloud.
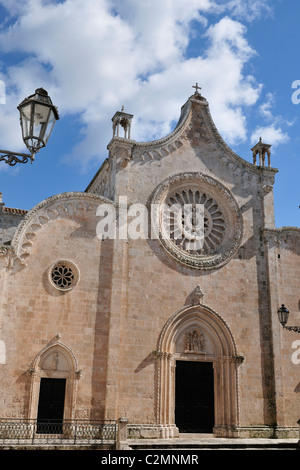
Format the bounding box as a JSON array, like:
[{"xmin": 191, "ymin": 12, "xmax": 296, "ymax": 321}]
[
  {"xmin": 0, "ymin": 0, "xmax": 279, "ymax": 171},
  {"xmin": 251, "ymin": 125, "xmax": 289, "ymax": 150},
  {"xmin": 219, "ymin": 0, "xmax": 273, "ymax": 21},
  {"xmin": 251, "ymin": 92, "xmax": 292, "ymax": 150}
]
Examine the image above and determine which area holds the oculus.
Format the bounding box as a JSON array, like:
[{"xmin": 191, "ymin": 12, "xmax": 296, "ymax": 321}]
[
  {"xmin": 49, "ymin": 260, "xmax": 79, "ymax": 291},
  {"xmin": 151, "ymin": 172, "xmax": 243, "ymax": 270}
]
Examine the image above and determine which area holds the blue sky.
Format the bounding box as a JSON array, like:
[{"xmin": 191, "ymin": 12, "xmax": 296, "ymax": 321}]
[{"xmin": 0, "ymin": 0, "xmax": 298, "ymax": 228}]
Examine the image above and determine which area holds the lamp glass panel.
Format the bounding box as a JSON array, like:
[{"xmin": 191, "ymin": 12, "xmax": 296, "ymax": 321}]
[
  {"xmin": 32, "ymin": 103, "xmax": 50, "ymax": 141},
  {"xmin": 278, "ymin": 306, "xmax": 289, "ymax": 325},
  {"xmin": 19, "ymin": 103, "xmax": 32, "ymax": 139},
  {"xmin": 43, "ymin": 109, "xmax": 56, "ymax": 144}
]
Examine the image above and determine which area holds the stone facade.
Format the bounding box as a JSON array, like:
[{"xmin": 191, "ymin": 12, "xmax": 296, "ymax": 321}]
[
  {"xmin": 0, "ymin": 193, "xmax": 27, "ymax": 245},
  {"xmin": 0, "ymin": 89, "xmax": 299, "ymax": 439}
]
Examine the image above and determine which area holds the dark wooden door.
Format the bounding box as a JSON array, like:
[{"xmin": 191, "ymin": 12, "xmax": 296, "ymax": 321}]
[
  {"xmin": 175, "ymin": 361, "xmax": 214, "ymax": 433},
  {"xmin": 37, "ymin": 378, "xmax": 66, "ymax": 433}
]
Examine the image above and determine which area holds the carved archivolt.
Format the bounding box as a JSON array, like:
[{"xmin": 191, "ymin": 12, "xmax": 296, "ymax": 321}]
[
  {"xmin": 155, "ymin": 304, "xmax": 241, "ymax": 436},
  {"xmin": 157, "ymin": 304, "xmax": 237, "ymax": 357},
  {"xmin": 151, "ymin": 172, "xmax": 243, "ymax": 269},
  {"xmin": 28, "ymin": 339, "xmax": 80, "ymax": 420},
  {"xmin": 29, "ymin": 339, "xmax": 79, "ymax": 376},
  {"xmin": 10, "ymin": 192, "xmax": 114, "ymax": 266}
]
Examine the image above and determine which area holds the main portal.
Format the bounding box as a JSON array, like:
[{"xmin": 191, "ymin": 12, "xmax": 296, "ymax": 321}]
[{"xmin": 175, "ymin": 361, "xmax": 214, "ymax": 433}]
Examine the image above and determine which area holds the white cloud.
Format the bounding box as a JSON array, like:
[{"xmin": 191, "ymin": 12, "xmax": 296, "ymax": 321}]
[
  {"xmin": 259, "ymin": 92, "xmax": 275, "ymax": 120},
  {"xmin": 254, "ymin": 92, "xmax": 293, "ymax": 150},
  {"xmin": 0, "ymin": 0, "xmax": 275, "ymax": 170},
  {"xmin": 251, "ymin": 125, "xmax": 289, "ymax": 150},
  {"xmin": 217, "ymin": 0, "xmax": 273, "ymax": 21}
]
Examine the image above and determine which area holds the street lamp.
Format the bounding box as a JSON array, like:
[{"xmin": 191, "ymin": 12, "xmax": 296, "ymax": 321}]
[
  {"xmin": 277, "ymin": 304, "xmax": 300, "ymax": 333},
  {"xmin": 0, "ymin": 88, "xmax": 59, "ymax": 166}
]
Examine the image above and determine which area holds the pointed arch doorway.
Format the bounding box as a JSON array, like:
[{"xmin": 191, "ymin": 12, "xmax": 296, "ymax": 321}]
[
  {"xmin": 175, "ymin": 360, "xmax": 214, "ymax": 433},
  {"xmin": 28, "ymin": 340, "xmax": 80, "ymax": 430},
  {"xmin": 155, "ymin": 305, "xmax": 241, "ymax": 438}
]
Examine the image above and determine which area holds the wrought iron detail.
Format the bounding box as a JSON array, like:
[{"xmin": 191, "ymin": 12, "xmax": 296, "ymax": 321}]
[
  {"xmin": 284, "ymin": 326, "xmax": 300, "ymax": 333},
  {"xmin": 0, "ymin": 149, "xmax": 33, "ymax": 166},
  {"xmin": 0, "ymin": 419, "xmax": 117, "ymax": 445}
]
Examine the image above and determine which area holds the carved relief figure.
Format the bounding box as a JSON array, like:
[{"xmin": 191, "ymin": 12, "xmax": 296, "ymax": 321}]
[{"xmin": 184, "ymin": 329, "xmax": 205, "ymax": 353}]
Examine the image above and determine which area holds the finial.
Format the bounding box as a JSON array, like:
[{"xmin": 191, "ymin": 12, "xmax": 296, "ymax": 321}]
[
  {"xmin": 121, "ymin": 105, "xmax": 125, "ymax": 112},
  {"xmin": 192, "ymin": 83, "xmax": 201, "ymax": 94}
]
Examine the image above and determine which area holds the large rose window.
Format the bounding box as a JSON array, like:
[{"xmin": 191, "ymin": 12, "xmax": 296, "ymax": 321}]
[{"xmin": 151, "ymin": 173, "xmax": 243, "ymax": 269}]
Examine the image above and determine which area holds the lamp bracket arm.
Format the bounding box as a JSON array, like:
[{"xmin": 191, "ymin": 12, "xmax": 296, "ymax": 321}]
[
  {"xmin": 284, "ymin": 326, "xmax": 300, "ymax": 333},
  {"xmin": 0, "ymin": 149, "xmax": 34, "ymax": 166}
]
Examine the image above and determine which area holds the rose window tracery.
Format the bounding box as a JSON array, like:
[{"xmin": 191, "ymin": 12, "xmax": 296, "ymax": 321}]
[
  {"xmin": 151, "ymin": 172, "xmax": 243, "ymax": 270},
  {"xmin": 163, "ymin": 189, "xmax": 226, "ymax": 254},
  {"xmin": 49, "ymin": 260, "xmax": 79, "ymax": 291}
]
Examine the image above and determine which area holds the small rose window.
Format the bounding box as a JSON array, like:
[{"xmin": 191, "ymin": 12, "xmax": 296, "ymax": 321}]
[{"xmin": 49, "ymin": 260, "xmax": 79, "ymax": 291}]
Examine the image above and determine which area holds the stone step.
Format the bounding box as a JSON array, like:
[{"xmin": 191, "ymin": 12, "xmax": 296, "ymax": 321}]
[{"xmin": 128, "ymin": 436, "xmax": 299, "ymax": 450}]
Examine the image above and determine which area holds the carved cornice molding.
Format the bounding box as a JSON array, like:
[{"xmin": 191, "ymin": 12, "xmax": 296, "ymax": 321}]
[
  {"xmin": 126, "ymin": 95, "xmax": 278, "ymax": 179},
  {"xmin": 11, "ymin": 192, "xmax": 114, "ymax": 266},
  {"xmin": 262, "ymin": 226, "xmax": 300, "ymax": 250},
  {"xmin": 263, "ymin": 226, "xmax": 300, "ymax": 236},
  {"xmin": 133, "ymin": 96, "xmax": 195, "ymax": 152},
  {"xmin": 203, "ymin": 104, "xmax": 278, "ymax": 176}
]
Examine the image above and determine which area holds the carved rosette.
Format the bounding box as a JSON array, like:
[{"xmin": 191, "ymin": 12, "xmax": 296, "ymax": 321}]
[{"xmin": 151, "ymin": 172, "xmax": 243, "ymax": 269}]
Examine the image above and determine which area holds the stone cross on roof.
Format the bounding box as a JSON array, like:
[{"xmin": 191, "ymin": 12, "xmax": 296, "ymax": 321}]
[{"xmin": 192, "ymin": 83, "xmax": 201, "ymax": 94}]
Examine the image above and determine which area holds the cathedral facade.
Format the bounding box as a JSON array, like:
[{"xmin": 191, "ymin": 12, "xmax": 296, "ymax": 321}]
[{"xmin": 0, "ymin": 88, "xmax": 299, "ymax": 439}]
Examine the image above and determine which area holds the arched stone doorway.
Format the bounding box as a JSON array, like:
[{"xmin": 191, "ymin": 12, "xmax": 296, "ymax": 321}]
[
  {"xmin": 155, "ymin": 305, "xmax": 242, "ymax": 438},
  {"xmin": 27, "ymin": 339, "xmax": 80, "ymax": 423}
]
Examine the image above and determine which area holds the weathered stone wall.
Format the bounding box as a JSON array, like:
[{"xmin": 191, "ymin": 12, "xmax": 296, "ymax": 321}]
[
  {"xmin": 0, "ymin": 193, "xmax": 113, "ymax": 420},
  {"xmin": 0, "ymin": 93, "xmax": 298, "ymax": 439},
  {"xmin": 0, "ymin": 194, "xmax": 27, "ymax": 244},
  {"xmin": 264, "ymin": 228, "xmax": 300, "ymax": 430},
  {"xmin": 101, "ymin": 96, "xmax": 281, "ymax": 434}
]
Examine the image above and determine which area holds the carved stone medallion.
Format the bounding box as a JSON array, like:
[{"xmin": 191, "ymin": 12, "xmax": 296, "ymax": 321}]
[{"xmin": 151, "ymin": 172, "xmax": 243, "ymax": 269}]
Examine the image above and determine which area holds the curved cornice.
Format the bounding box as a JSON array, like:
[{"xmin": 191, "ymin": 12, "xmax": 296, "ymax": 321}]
[
  {"xmin": 11, "ymin": 191, "xmax": 114, "ymax": 265},
  {"xmin": 133, "ymin": 95, "xmax": 196, "ymax": 150},
  {"xmin": 201, "ymin": 99, "xmax": 277, "ymax": 175},
  {"xmin": 126, "ymin": 94, "xmax": 278, "ymax": 176}
]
